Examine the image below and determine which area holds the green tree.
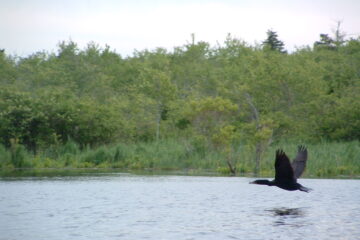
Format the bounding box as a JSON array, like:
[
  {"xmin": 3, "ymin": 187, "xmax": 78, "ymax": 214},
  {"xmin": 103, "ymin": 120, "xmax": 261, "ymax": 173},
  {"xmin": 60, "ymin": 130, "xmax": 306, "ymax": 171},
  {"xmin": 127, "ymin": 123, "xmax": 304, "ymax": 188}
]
[
  {"xmin": 262, "ymin": 30, "xmax": 286, "ymax": 53},
  {"xmin": 0, "ymin": 50, "xmax": 17, "ymax": 85},
  {"xmin": 314, "ymin": 34, "xmax": 336, "ymax": 50},
  {"xmin": 314, "ymin": 22, "xmax": 346, "ymax": 51},
  {"xmin": 138, "ymin": 67, "xmax": 177, "ymax": 141},
  {"xmin": 183, "ymin": 97, "xmax": 237, "ymax": 138}
]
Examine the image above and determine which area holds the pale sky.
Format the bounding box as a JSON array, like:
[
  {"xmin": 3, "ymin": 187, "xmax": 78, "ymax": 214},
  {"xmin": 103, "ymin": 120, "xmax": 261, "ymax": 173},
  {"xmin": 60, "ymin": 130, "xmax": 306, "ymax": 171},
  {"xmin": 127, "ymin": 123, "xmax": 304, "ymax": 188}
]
[{"xmin": 1, "ymin": 0, "xmax": 360, "ymax": 57}]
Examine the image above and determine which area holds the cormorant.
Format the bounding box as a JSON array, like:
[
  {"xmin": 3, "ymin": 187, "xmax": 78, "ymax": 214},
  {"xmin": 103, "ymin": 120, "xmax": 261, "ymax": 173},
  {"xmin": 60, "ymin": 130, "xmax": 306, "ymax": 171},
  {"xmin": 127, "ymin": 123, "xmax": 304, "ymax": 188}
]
[{"xmin": 250, "ymin": 145, "xmax": 311, "ymax": 192}]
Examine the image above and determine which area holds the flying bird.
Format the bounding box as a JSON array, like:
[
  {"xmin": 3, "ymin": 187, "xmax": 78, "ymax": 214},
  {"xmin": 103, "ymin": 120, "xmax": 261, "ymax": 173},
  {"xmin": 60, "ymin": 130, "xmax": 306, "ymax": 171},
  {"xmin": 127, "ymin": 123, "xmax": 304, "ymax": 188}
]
[{"xmin": 250, "ymin": 146, "xmax": 311, "ymax": 192}]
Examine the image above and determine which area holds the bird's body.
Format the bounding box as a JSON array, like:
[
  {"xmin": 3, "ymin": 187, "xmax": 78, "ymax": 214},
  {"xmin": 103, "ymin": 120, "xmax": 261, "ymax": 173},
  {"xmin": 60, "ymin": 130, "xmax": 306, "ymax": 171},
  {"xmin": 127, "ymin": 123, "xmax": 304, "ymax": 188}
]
[{"xmin": 250, "ymin": 146, "xmax": 311, "ymax": 192}]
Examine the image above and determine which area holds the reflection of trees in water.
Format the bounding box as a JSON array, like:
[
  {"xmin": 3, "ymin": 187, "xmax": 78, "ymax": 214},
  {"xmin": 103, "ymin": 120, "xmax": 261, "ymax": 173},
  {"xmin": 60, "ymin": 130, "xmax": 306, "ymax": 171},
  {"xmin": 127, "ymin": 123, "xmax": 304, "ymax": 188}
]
[{"xmin": 266, "ymin": 208, "xmax": 307, "ymax": 227}]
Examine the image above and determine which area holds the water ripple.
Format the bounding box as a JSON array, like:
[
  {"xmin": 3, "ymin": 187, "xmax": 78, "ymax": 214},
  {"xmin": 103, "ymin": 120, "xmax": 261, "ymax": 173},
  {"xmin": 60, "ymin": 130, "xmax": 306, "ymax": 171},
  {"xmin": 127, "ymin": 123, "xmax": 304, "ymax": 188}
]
[{"xmin": 0, "ymin": 176, "xmax": 359, "ymax": 240}]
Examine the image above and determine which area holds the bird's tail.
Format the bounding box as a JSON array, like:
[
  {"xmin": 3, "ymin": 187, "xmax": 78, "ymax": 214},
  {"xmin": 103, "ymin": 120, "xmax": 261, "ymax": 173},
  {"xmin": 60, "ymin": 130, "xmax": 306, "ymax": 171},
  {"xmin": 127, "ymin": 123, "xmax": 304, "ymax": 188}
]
[{"xmin": 299, "ymin": 185, "xmax": 312, "ymax": 193}]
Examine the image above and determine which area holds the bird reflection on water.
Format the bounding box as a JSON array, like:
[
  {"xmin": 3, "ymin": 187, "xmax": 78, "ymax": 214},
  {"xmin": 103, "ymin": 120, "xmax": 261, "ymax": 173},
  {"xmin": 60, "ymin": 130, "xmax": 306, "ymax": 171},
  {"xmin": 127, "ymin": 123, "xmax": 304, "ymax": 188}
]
[
  {"xmin": 269, "ymin": 207, "xmax": 304, "ymax": 216},
  {"xmin": 266, "ymin": 207, "xmax": 307, "ymax": 227}
]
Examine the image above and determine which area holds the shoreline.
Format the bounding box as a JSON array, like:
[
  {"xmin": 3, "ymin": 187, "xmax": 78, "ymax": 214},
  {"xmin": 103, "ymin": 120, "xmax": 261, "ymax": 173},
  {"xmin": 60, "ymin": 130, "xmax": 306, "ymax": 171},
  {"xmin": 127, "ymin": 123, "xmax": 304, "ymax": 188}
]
[{"xmin": 1, "ymin": 167, "xmax": 359, "ymax": 179}]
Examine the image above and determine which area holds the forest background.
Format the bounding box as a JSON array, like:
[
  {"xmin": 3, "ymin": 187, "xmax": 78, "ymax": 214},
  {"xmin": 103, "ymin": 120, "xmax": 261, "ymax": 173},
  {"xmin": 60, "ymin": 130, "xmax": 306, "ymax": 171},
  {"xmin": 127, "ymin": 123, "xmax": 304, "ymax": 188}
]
[{"xmin": 0, "ymin": 29, "xmax": 359, "ymax": 177}]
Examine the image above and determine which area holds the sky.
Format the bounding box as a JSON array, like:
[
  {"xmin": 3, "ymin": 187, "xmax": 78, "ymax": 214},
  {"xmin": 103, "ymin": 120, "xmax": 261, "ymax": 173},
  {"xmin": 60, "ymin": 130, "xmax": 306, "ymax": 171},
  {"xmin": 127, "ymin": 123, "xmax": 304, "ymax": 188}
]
[{"xmin": 1, "ymin": 0, "xmax": 360, "ymax": 57}]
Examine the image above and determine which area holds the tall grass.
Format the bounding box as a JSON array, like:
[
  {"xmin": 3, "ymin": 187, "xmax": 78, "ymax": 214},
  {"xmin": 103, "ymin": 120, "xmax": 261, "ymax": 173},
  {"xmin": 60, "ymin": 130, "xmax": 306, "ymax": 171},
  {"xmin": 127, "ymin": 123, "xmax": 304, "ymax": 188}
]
[
  {"xmin": 0, "ymin": 139, "xmax": 359, "ymax": 177},
  {"xmin": 251, "ymin": 141, "xmax": 360, "ymax": 177},
  {"xmin": 304, "ymin": 141, "xmax": 360, "ymax": 177}
]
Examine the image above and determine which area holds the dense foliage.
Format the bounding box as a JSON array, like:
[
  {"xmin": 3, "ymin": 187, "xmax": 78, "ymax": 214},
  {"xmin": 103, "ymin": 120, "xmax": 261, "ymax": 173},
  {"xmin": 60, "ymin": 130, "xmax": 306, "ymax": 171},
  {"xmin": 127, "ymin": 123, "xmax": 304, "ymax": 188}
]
[{"xmin": 0, "ymin": 32, "xmax": 359, "ymax": 174}]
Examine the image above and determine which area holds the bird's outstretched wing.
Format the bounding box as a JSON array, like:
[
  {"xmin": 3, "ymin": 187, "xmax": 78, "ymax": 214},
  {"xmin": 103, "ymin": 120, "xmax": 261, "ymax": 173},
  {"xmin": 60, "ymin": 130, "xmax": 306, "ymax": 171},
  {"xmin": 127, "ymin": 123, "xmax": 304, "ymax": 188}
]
[
  {"xmin": 275, "ymin": 149, "xmax": 294, "ymax": 182},
  {"xmin": 291, "ymin": 145, "xmax": 308, "ymax": 179}
]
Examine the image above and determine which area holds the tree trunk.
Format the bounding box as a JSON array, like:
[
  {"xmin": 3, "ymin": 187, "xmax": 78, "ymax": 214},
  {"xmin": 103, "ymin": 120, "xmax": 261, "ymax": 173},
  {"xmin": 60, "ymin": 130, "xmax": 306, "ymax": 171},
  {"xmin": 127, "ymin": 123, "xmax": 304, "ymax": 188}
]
[
  {"xmin": 226, "ymin": 159, "xmax": 236, "ymax": 176},
  {"xmin": 244, "ymin": 92, "xmax": 262, "ymax": 176},
  {"xmin": 254, "ymin": 142, "xmax": 261, "ymax": 176},
  {"xmin": 156, "ymin": 111, "xmax": 161, "ymax": 141},
  {"xmin": 155, "ymin": 103, "xmax": 162, "ymax": 141}
]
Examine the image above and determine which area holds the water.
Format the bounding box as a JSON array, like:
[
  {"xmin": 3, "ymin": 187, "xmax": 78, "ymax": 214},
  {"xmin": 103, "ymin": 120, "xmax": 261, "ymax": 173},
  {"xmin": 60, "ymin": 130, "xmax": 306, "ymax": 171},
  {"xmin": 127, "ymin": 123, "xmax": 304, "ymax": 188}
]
[{"xmin": 1, "ymin": 174, "xmax": 359, "ymax": 240}]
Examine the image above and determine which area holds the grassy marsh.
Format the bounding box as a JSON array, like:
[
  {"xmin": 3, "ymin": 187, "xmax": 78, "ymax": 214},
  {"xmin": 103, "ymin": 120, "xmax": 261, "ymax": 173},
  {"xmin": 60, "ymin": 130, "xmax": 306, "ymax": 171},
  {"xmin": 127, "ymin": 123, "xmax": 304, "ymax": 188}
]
[{"xmin": 0, "ymin": 140, "xmax": 359, "ymax": 178}]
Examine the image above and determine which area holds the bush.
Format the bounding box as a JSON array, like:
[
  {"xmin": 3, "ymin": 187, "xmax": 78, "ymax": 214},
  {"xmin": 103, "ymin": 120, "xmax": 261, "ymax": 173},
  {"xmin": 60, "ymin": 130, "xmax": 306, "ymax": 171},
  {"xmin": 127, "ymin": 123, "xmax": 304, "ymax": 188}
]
[
  {"xmin": 82, "ymin": 147, "xmax": 113, "ymax": 165},
  {"xmin": 0, "ymin": 144, "xmax": 11, "ymax": 168}
]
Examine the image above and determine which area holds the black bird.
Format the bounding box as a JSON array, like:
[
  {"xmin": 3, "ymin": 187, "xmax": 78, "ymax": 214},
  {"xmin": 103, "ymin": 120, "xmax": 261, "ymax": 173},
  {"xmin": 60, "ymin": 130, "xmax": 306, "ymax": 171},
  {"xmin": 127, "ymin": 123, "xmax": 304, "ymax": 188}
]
[{"xmin": 250, "ymin": 146, "xmax": 311, "ymax": 192}]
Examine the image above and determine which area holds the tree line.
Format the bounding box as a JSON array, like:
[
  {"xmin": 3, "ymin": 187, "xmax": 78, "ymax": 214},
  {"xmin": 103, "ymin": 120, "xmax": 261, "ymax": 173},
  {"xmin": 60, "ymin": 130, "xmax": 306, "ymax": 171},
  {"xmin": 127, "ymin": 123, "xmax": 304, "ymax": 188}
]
[{"xmin": 0, "ymin": 30, "xmax": 359, "ymax": 170}]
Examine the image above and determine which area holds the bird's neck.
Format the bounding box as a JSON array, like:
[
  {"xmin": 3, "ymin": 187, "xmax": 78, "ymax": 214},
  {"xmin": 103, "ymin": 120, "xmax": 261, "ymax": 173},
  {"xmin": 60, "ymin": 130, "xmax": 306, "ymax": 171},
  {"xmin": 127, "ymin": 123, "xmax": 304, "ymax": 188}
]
[{"xmin": 252, "ymin": 179, "xmax": 275, "ymax": 186}]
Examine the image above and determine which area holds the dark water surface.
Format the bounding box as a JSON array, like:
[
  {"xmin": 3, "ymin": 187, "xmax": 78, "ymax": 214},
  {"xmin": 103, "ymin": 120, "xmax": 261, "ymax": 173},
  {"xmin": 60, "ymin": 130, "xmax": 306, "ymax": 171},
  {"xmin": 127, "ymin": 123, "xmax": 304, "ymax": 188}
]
[{"xmin": 0, "ymin": 174, "xmax": 359, "ymax": 240}]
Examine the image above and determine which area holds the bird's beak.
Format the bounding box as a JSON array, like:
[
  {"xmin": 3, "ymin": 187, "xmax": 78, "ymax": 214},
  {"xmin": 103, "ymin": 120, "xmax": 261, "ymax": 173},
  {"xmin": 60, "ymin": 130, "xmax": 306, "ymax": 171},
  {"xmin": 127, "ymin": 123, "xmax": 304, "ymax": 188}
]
[{"xmin": 249, "ymin": 181, "xmax": 255, "ymax": 184}]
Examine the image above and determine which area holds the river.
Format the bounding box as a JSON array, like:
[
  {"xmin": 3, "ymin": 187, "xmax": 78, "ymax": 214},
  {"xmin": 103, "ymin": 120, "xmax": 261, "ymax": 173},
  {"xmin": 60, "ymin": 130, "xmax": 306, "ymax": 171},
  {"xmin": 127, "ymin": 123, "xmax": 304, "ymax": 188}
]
[{"xmin": 0, "ymin": 173, "xmax": 359, "ymax": 240}]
